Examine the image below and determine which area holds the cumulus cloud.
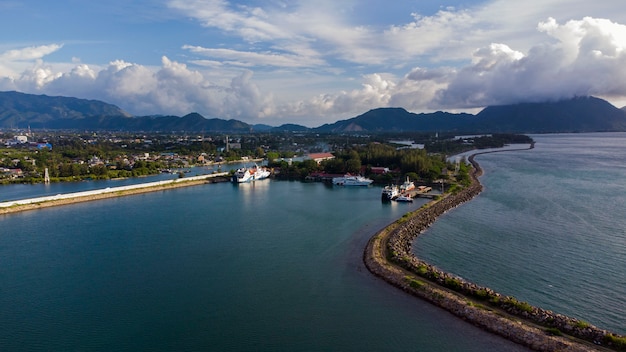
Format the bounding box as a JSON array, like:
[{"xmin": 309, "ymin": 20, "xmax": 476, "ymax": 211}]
[
  {"xmin": 3, "ymin": 9, "xmax": 626, "ymax": 126},
  {"xmin": 0, "ymin": 44, "xmax": 64, "ymax": 80},
  {"xmin": 0, "ymin": 50, "xmax": 274, "ymax": 120},
  {"xmin": 266, "ymin": 16, "xmax": 626, "ymax": 122},
  {"xmin": 433, "ymin": 17, "xmax": 626, "ymax": 108}
]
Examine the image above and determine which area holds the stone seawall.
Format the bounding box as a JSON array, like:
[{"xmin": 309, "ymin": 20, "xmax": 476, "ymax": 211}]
[{"xmin": 364, "ymin": 146, "xmax": 624, "ymax": 351}]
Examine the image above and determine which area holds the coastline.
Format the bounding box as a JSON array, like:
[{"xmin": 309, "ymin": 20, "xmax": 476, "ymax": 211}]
[
  {"xmin": 0, "ymin": 173, "xmax": 230, "ymax": 215},
  {"xmin": 364, "ymin": 144, "xmax": 623, "ymax": 352}
]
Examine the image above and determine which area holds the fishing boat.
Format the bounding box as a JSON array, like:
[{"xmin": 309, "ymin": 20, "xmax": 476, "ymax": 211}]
[
  {"xmin": 332, "ymin": 174, "xmax": 373, "ymax": 186},
  {"xmin": 232, "ymin": 164, "xmax": 271, "ymax": 183}
]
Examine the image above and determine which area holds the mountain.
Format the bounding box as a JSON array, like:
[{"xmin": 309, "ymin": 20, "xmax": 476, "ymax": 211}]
[
  {"xmin": 475, "ymin": 96, "xmax": 626, "ymax": 133},
  {"xmin": 0, "ymin": 91, "xmax": 132, "ymax": 129},
  {"xmin": 252, "ymin": 124, "xmax": 274, "ymax": 132},
  {"xmin": 317, "ymin": 97, "xmax": 626, "ymax": 133},
  {"xmin": 2, "ymin": 91, "xmax": 625, "ymax": 133},
  {"xmin": 271, "ymin": 123, "xmax": 310, "ymax": 132},
  {"xmin": 314, "ymin": 108, "xmax": 475, "ymax": 133},
  {"xmin": 0, "ymin": 91, "xmax": 251, "ymax": 132},
  {"xmin": 117, "ymin": 113, "xmax": 251, "ymax": 132}
]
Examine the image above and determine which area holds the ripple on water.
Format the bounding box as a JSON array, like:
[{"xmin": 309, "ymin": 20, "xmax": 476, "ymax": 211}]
[{"xmin": 414, "ymin": 134, "xmax": 626, "ymax": 334}]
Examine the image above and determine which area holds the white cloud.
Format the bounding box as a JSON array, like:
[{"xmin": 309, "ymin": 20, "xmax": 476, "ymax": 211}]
[
  {"xmin": 0, "ymin": 44, "xmax": 63, "ymax": 62},
  {"xmin": 3, "ymin": 0, "xmax": 626, "ymax": 126},
  {"xmin": 183, "ymin": 45, "xmax": 325, "ymax": 68},
  {"xmin": 434, "ymin": 17, "xmax": 626, "ymax": 108},
  {"xmin": 168, "ymin": 0, "xmax": 290, "ymax": 43}
]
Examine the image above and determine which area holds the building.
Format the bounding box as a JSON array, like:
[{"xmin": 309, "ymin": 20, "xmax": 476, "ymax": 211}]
[
  {"xmin": 369, "ymin": 166, "xmax": 390, "ymax": 174},
  {"xmin": 307, "ymin": 152, "xmax": 335, "ymax": 164}
]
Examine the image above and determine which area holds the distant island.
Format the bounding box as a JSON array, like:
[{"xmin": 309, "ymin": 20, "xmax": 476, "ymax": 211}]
[{"xmin": 1, "ymin": 91, "xmax": 626, "ymax": 133}]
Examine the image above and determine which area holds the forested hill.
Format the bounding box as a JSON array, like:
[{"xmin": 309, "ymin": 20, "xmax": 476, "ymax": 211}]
[
  {"xmin": 0, "ymin": 91, "xmax": 251, "ymax": 132},
  {"xmin": 2, "ymin": 91, "xmax": 626, "ymax": 133},
  {"xmin": 474, "ymin": 96, "xmax": 626, "ymax": 133},
  {"xmin": 315, "ymin": 96, "xmax": 626, "ymax": 133},
  {"xmin": 0, "ymin": 91, "xmax": 131, "ymax": 128}
]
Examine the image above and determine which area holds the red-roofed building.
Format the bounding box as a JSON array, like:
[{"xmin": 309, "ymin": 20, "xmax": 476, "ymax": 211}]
[{"xmin": 369, "ymin": 166, "xmax": 390, "ymax": 174}]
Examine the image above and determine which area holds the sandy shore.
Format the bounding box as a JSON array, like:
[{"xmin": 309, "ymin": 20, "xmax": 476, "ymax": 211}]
[{"xmin": 364, "ymin": 144, "xmax": 620, "ymax": 352}]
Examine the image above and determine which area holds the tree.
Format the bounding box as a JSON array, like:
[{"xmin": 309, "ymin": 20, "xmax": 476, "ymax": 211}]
[
  {"xmin": 266, "ymin": 151, "xmax": 279, "ymax": 162},
  {"xmin": 346, "ymin": 158, "xmax": 361, "ymax": 174},
  {"xmin": 322, "ymin": 158, "xmax": 345, "ymax": 174}
]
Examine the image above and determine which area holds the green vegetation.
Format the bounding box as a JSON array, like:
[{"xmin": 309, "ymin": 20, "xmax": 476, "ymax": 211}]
[
  {"xmin": 444, "ymin": 277, "xmax": 463, "ymax": 291},
  {"xmin": 545, "ymin": 327, "xmax": 563, "ymax": 336},
  {"xmin": 270, "ymin": 142, "xmax": 452, "ymax": 183},
  {"xmin": 574, "ymin": 320, "xmax": 591, "ymax": 329},
  {"xmin": 405, "ymin": 276, "xmax": 425, "ymax": 289},
  {"xmin": 473, "ymin": 289, "xmax": 490, "ymax": 300},
  {"xmin": 1, "ymin": 130, "xmax": 533, "ymax": 186},
  {"xmin": 604, "ymin": 334, "xmax": 626, "ymax": 350}
]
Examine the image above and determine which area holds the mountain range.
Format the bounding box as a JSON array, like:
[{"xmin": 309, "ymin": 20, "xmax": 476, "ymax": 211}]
[{"xmin": 1, "ymin": 91, "xmax": 626, "ymax": 134}]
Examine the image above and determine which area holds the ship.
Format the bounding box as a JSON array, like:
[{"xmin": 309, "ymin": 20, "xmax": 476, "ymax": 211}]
[
  {"xmin": 381, "ymin": 185, "xmax": 400, "ymax": 201},
  {"xmin": 232, "ymin": 164, "xmax": 271, "ymax": 183},
  {"xmin": 399, "ymin": 176, "xmax": 415, "ymax": 192},
  {"xmin": 395, "ymin": 194, "xmax": 413, "ymax": 202},
  {"xmin": 332, "ymin": 174, "xmax": 373, "ymax": 186}
]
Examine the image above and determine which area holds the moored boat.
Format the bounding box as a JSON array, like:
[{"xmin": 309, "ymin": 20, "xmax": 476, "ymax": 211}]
[
  {"xmin": 400, "ymin": 176, "xmax": 415, "ymax": 192},
  {"xmin": 232, "ymin": 164, "xmax": 271, "ymax": 183},
  {"xmin": 395, "ymin": 194, "xmax": 413, "ymax": 202},
  {"xmin": 381, "ymin": 185, "xmax": 399, "ymax": 201},
  {"xmin": 332, "ymin": 174, "xmax": 373, "ymax": 186}
]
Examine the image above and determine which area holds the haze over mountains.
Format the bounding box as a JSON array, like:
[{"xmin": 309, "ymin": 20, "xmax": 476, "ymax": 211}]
[{"xmin": 1, "ymin": 91, "xmax": 626, "ymax": 134}]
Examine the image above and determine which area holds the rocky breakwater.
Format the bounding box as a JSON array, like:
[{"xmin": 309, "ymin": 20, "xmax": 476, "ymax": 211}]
[{"xmin": 364, "ymin": 150, "xmax": 625, "ymax": 351}]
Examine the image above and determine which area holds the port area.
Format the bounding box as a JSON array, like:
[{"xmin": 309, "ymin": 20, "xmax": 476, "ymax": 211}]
[{"xmin": 404, "ymin": 186, "xmax": 437, "ymax": 199}]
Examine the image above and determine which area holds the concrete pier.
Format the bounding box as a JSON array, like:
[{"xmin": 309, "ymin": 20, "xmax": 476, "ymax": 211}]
[{"xmin": 0, "ymin": 172, "xmax": 229, "ymax": 214}]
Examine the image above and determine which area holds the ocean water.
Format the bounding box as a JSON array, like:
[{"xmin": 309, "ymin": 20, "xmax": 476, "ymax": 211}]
[
  {"xmin": 0, "ymin": 179, "xmax": 528, "ymax": 350},
  {"xmin": 1, "ymin": 132, "xmax": 623, "ymax": 351},
  {"xmin": 414, "ymin": 132, "xmax": 626, "ymax": 335}
]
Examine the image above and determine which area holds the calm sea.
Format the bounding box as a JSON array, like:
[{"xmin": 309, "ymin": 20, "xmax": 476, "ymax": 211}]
[
  {"xmin": 415, "ymin": 132, "xmax": 626, "ymax": 335},
  {"xmin": 0, "ymin": 132, "xmax": 623, "ymax": 351}
]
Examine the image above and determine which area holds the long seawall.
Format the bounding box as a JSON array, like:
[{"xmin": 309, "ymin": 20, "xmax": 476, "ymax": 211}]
[
  {"xmin": 364, "ymin": 145, "xmax": 624, "ymax": 352},
  {"xmin": 0, "ymin": 172, "xmax": 230, "ymax": 215}
]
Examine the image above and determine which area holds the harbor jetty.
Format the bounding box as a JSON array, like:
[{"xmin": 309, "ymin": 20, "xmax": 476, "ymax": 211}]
[
  {"xmin": 0, "ymin": 172, "xmax": 230, "ymax": 215},
  {"xmin": 364, "ymin": 145, "xmax": 625, "ymax": 352}
]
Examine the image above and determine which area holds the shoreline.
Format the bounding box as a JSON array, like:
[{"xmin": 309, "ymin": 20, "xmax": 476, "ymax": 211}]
[
  {"xmin": 364, "ymin": 144, "xmax": 623, "ymax": 352},
  {"xmin": 0, "ymin": 173, "xmax": 230, "ymax": 215}
]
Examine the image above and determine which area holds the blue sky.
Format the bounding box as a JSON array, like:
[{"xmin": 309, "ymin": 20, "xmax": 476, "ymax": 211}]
[{"xmin": 1, "ymin": 0, "xmax": 626, "ymax": 126}]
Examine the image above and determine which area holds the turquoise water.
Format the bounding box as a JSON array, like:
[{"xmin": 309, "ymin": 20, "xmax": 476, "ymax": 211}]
[
  {"xmin": 415, "ymin": 132, "xmax": 626, "ymax": 335},
  {"xmin": 0, "ymin": 179, "xmax": 528, "ymax": 350}
]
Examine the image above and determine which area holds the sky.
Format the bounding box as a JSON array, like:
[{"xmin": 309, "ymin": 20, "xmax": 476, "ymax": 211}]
[{"xmin": 1, "ymin": 0, "xmax": 626, "ymax": 127}]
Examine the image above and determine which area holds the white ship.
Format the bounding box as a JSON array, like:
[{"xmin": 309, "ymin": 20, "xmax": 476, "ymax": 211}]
[
  {"xmin": 232, "ymin": 164, "xmax": 271, "ymax": 183},
  {"xmin": 381, "ymin": 185, "xmax": 400, "ymax": 200},
  {"xmin": 395, "ymin": 194, "xmax": 413, "ymax": 202},
  {"xmin": 332, "ymin": 174, "xmax": 373, "ymax": 186},
  {"xmin": 400, "ymin": 176, "xmax": 415, "ymax": 192}
]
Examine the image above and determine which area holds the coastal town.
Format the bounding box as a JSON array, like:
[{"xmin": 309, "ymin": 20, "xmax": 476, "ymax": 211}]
[{"xmin": 0, "ymin": 129, "xmax": 531, "ymax": 186}]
